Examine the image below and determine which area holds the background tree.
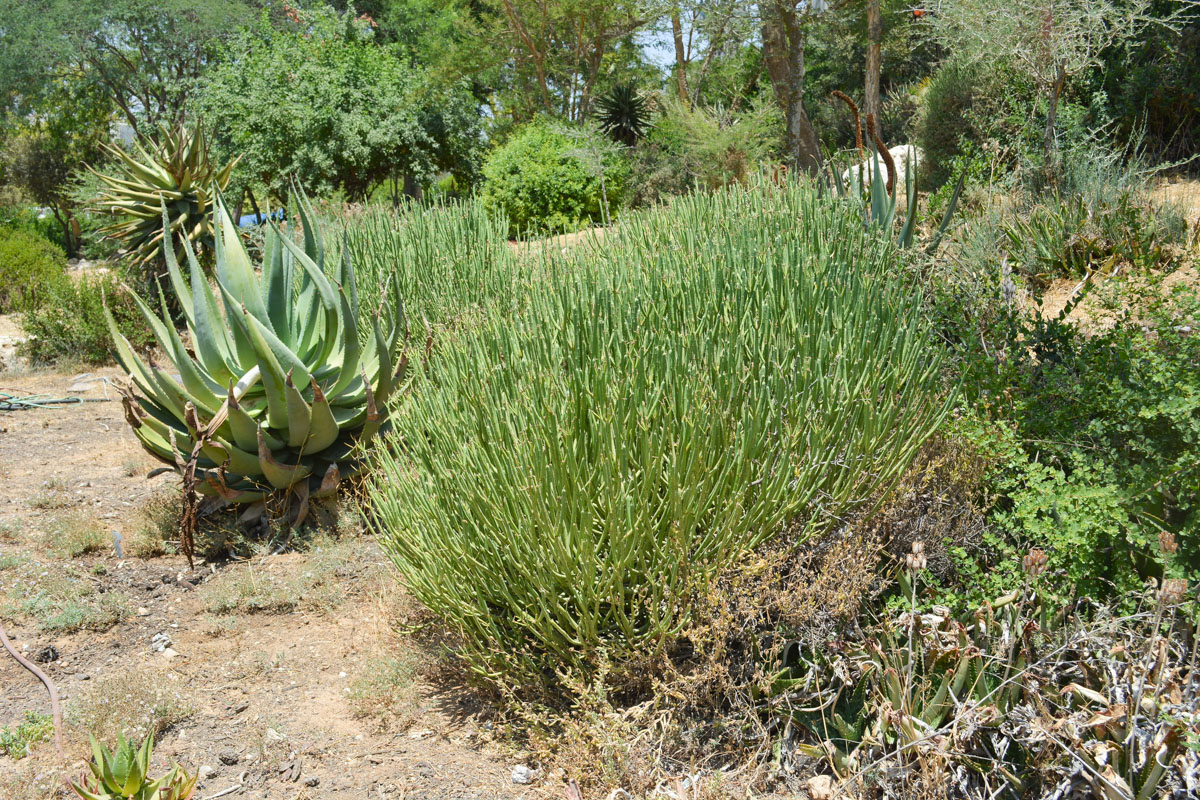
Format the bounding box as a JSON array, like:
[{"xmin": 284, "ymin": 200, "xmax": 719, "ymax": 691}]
[
  {"xmin": 0, "ymin": 0, "xmax": 258, "ymax": 142},
  {"xmin": 865, "ymin": 0, "xmax": 882, "ymax": 121},
  {"xmin": 760, "ymin": 0, "xmax": 829, "ymax": 174},
  {"xmin": 928, "ymin": 0, "xmax": 1172, "ymax": 167},
  {"xmin": 481, "ymin": 0, "xmax": 656, "ymax": 122},
  {"xmin": 195, "ymin": 5, "xmax": 483, "ymax": 203},
  {"xmin": 1, "ymin": 79, "xmax": 112, "ymax": 256}
]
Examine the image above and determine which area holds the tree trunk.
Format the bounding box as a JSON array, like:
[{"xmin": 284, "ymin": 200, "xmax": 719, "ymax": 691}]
[
  {"xmin": 762, "ymin": 1, "xmax": 822, "ymax": 175},
  {"xmin": 51, "ymin": 208, "xmax": 76, "ymax": 259},
  {"xmin": 671, "ymin": 12, "xmax": 690, "ymax": 103},
  {"xmin": 403, "ymin": 173, "xmax": 423, "ymax": 201},
  {"xmin": 1043, "ymin": 63, "xmax": 1067, "ymax": 169},
  {"xmin": 865, "ymin": 0, "xmax": 882, "ymax": 124}
]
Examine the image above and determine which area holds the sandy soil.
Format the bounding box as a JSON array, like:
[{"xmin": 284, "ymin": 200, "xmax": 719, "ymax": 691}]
[{"xmin": 0, "ymin": 368, "xmax": 531, "ymax": 799}]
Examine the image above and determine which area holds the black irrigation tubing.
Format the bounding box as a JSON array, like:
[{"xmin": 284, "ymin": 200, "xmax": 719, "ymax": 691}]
[{"xmin": 0, "ymin": 392, "xmax": 110, "ymax": 411}]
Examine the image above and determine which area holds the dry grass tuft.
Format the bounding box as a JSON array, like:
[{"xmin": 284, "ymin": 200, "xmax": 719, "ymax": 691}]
[
  {"xmin": 44, "ymin": 510, "xmax": 108, "ymax": 558},
  {"xmin": 67, "ymin": 670, "xmax": 194, "ymax": 745}
]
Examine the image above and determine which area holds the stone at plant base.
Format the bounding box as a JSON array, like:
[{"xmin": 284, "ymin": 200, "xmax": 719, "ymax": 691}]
[
  {"xmin": 511, "ymin": 765, "xmax": 536, "ymax": 785},
  {"xmin": 842, "ymin": 145, "xmax": 923, "ymax": 193}
]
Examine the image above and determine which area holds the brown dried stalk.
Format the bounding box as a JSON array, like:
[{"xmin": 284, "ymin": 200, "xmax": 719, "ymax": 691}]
[
  {"xmin": 865, "ymin": 113, "xmax": 895, "ymax": 195},
  {"xmin": 831, "ymin": 91, "xmax": 865, "ymax": 160}
]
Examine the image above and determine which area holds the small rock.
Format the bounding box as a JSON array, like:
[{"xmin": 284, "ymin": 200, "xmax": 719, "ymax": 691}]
[
  {"xmin": 511, "ymin": 765, "xmax": 536, "ymax": 785},
  {"xmin": 408, "ymin": 729, "xmax": 434, "ymax": 740},
  {"xmin": 67, "ymin": 383, "xmax": 92, "ymax": 393},
  {"xmin": 304, "ymin": 777, "xmax": 319, "ymax": 788},
  {"xmin": 78, "ymin": 674, "xmax": 91, "ymax": 681},
  {"xmin": 136, "ymin": 607, "xmax": 150, "ymax": 616},
  {"xmin": 162, "ymin": 647, "xmax": 180, "ymax": 659},
  {"xmin": 230, "ymin": 700, "xmax": 249, "ymax": 714},
  {"xmin": 807, "ymin": 775, "xmax": 834, "ymax": 800},
  {"xmin": 265, "ymin": 728, "xmax": 285, "ymax": 742},
  {"xmin": 32, "ymin": 645, "xmax": 59, "ymax": 663},
  {"xmin": 218, "ymin": 750, "xmax": 239, "ymax": 766},
  {"xmin": 198, "ymin": 766, "xmax": 216, "ymax": 781},
  {"xmin": 177, "ymin": 579, "xmax": 196, "ymax": 591},
  {"xmin": 416, "ymin": 761, "xmax": 435, "ymax": 779}
]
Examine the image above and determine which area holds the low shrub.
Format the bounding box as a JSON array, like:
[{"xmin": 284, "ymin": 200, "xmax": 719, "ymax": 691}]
[
  {"xmin": 0, "ymin": 227, "xmax": 67, "ymax": 313},
  {"xmin": 928, "ymin": 263, "xmax": 1199, "ymax": 607},
  {"xmin": 916, "ymin": 58, "xmax": 1032, "ymax": 189},
  {"xmin": 17, "ymin": 267, "xmax": 153, "ymax": 365},
  {"xmin": 370, "ymin": 180, "xmax": 948, "ymax": 692},
  {"xmin": 481, "ymin": 121, "xmax": 629, "ymax": 238},
  {"xmin": 67, "ymin": 671, "xmax": 193, "ymax": 744},
  {"xmin": 0, "ymin": 712, "xmax": 54, "ymax": 759}
]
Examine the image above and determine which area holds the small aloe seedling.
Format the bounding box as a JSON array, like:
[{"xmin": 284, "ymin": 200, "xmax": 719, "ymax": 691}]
[{"xmin": 69, "ymin": 733, "xmax": 196, "ymax": 800}]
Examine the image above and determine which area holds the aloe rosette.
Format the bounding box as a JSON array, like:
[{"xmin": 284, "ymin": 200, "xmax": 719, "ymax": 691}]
[
  {"xmin": 92, "ymin": 120, "xmax": 237, "ymax": 272},
  {"xmin": 107, "ymin": 189, "xmax": 407, "ymax": 521},
  {"xmin": 70, "ymin": 734, "xmax": 196, "ymax": 800}
]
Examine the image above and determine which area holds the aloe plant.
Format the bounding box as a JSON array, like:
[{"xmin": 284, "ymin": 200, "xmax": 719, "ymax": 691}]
[
  {"xmin": 69, "ymin": 734, "xmax": 196, "ymax": 800},
  {"xmin": 92, "ymin": 120, "xmax": 237, "ymax": 273},
  {"xmin": 830, "ymin": 146, "xmax": 964, "ymax": 254},
  {"xmin": 108, "ymin": 188, "xmax": 407, "ymax": 530}
]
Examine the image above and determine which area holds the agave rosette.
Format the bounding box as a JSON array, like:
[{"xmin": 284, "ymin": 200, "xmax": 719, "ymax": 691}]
[
  {"xmin": 107, "ymin": 189, "xmax": 407, "ymax": 515},
  {"xmin": 93, "ymin": 121, "xmax": 237, "ymax": 271}
]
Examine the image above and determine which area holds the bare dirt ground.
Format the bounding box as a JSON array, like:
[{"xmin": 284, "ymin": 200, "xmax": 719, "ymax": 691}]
[{"xmin": 0, "ymin": 367, "xmax": 531, "ymax": 799}]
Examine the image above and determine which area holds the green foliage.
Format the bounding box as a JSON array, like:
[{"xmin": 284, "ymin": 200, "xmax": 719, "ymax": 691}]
[
  {"xmin": 915, "ymin": 58, "xmax": 1032, "ymax": 188},
  {"xmin": 930, "ymin": 273, "xmax": 1200, "ymax": 607},
  {"xmin": 70, "ymin": 733, "xmax": 196, "ymax": 800},
  {"xmin": 109, "ymin": 192, "xmax": 406, "ymax": 516},
  {"xmin": 196, "ymin": 5, "xmax": 482, "ymax": 202},
  {"xmin": 335, "ymin": 198, "xmax": 520, "ymax": 332},
  {"xmin": 0, "ymin": 712, "xmax": 54, "ymax": 759},
  {"xmin": 647, "ymin": 96, "xmax": 783, "ymax": 193},
  {"xmin": 370, "ymin": 180, "xmax": 948, "ymax": 690},
  {"xmin": 481, "ymin": 122, "xmax": 629, "ymax": 237},
  {"xmin": 0, "ymin": 0, "xmax": 256, "ymax": 136},
  {"xmin": 0, "ymin": 227, "xmax": 67, "ymax": 313},
  {"xmin": 17, "ymin": 266, "xmax": 153, "ymax": 366}
]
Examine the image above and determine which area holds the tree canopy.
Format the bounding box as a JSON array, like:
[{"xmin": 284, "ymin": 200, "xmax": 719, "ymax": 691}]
[{"xmin": 194, "ymin": 5, "xmax": 484, "ymax": 203}]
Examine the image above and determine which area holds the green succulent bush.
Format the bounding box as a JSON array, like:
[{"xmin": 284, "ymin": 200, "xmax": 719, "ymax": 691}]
[
  {"xmin": 370, "ymin": 180, "xmax": 948, "ymax": 689},
  {"xmin": 481, "ymin": 122, "xmax": 628, "ymax": 238},
  {"xmin": 108, "ymin": 191, "xmax": 406, "ymax": 525},
  {"xmin": 0, "ymin": 227, "xmax": 66, "ymax": 313},
  {"xmin": 335, "ymin": 198, "xmax": 521, "ymax": 333}
]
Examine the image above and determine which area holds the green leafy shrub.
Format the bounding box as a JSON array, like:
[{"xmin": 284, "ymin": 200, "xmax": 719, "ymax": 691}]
[
  {"xmin": 18, "ymin": 267, "xmax": 152, "ymax": 365},
  {"xmin": 930, "ymin": 273, "xmax": 1200, "ymax": 607},
  {"xmin": 370, "ymin": 180, "xmax": 948, "ymax": 691},
  {"xmin": 0, "ymin": 227, "xmax": 66, "ymax": 312},
  {"xmin": 916, "ymin": 59, "xmax": 1031, "ymax": 188},
  {"xmin": 481, "ymin": 122, "xmax": 628, "ymax": 238}
]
